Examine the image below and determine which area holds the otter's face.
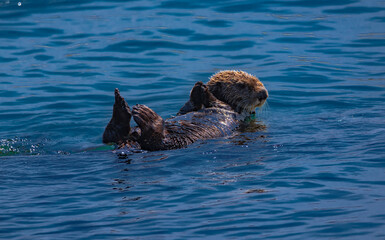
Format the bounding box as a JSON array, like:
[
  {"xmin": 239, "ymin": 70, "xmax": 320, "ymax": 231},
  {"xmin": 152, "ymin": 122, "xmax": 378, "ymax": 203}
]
[
  {"xmin": 250, "ymin": 84, "xmax": 268, "ymax": 108},
  {"xmin": 236, "ymin": 81, "xmax": 268, "ymax": 115},
  {"xmin": 208, "ymin": 79, "xmax": 268, "ymax": 115},
  {"xmin": 207, "ymin": 70, "xmax": 268, "ymax": 116}
]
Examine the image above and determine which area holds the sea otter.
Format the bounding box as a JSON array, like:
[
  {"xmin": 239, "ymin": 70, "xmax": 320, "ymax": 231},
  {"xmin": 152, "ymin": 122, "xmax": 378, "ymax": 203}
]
[
  {"xmin": 179, "ymin": 70, "xmax": 268, "ymax": 117},
  {"xmin": 102, "ymin": 70, "xmax": 268, "ymax": 151}
]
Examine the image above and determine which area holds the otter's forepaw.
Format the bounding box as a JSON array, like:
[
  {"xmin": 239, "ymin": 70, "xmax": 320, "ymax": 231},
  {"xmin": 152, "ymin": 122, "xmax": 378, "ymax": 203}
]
[
  {"xmin": 190, "ymin": 81, "xmax": 216, "ymax": 108},
  {"xmin": 178, "ymin": 82, "xmax": 219, "ymax": 115}
]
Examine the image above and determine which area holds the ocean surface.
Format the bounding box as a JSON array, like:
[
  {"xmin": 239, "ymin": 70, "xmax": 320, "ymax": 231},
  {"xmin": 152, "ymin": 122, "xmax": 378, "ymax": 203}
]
[{"xmin": 1, "ymin": 0, "xmax": 384, "ymax": 239}]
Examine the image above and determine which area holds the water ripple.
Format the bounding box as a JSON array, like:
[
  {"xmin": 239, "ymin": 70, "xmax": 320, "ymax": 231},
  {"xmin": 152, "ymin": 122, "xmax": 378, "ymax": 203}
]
[
  {"xmin": 101, "ymin": 39, "xmax": 256, "ymax": 53},
  {"xmin": 0, "ymin": 0, "xmax": 384, "ymax": 239}
]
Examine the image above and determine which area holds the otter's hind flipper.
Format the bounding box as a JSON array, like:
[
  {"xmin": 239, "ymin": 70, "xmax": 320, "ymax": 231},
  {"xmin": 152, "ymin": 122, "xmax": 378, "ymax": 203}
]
[
  {"xmin": 132, "ymin": 104, "xmax": 166, "ymax": 150},
  {"xmin": 177, "ymin": 81, "xmax": 218, "ymax": 115},
  {"xmin": 103, "ymin": 88, "xmax": 132, "ymax": 144}
]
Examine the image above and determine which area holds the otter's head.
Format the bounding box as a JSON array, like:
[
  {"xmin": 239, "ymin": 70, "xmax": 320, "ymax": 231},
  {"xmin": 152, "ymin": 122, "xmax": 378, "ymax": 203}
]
[{"xmin": 207, "ymin": 70, "xmax": 268, "ymax": 115}]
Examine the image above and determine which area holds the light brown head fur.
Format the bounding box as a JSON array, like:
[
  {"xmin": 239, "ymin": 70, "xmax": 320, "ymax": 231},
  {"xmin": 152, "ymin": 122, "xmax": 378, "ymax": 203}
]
[{"xmin": 207, "ymin": 70, "xmax": 268, "ymax": 115}]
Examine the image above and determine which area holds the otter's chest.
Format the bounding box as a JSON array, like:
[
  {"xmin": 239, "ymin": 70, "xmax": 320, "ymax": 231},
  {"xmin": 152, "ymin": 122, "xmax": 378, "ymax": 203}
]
[{"xmin": 166, "ymin": 108, "xmax": 240, "ymax": 137}]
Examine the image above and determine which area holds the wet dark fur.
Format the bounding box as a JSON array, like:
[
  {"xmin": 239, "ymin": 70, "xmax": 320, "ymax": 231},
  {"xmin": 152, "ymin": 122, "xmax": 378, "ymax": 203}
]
[
  {"xmin": 103, "ymin": 71, "xmax": 268, "ymax": 151},
  {"xmin": 103, "ymin": 82, "xmax": 238, "ymax": 151},
  {"xmin": 102, "ymin": 89, "xmax": 132, "ymax": 144}
]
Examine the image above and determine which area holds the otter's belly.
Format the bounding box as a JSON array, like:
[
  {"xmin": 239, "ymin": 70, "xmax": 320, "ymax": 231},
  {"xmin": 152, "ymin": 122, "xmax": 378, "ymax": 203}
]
[{"xmin": 166, "ymin": 108, "xmax": 240, "ymax": 137}]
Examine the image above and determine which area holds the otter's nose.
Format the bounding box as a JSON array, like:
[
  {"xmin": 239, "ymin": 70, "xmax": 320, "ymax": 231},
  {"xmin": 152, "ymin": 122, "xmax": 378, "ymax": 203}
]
[{"xmin": 258, "ymin": 88, "xmax": 268, "ymax": 101}]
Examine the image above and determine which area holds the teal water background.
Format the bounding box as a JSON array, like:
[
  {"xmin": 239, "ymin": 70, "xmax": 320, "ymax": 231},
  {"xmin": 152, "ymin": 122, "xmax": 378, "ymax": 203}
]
[{"xmin": 1, "ymin": 0, "xmax": 385, "ymax": 239}]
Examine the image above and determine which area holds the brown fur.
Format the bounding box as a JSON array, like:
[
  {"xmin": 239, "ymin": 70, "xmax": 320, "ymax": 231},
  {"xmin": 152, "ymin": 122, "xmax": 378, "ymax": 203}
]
[
  {"xmin": 207, "ymin": 70, "xmax": 268, "ymax": 114},
  {"xmin": 103, "ymin": 71, "xmax": 268, "ymax": 151},
  {"xmin": 177, "ymin": 81, "xmax": 231, "ymax": 115}
]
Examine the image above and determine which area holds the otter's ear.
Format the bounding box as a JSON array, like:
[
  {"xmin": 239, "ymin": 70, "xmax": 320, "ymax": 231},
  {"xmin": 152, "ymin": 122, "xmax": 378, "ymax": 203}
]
[{"xmin": 210, "ymin": 81, "xmax": 222, "ymax": 93}]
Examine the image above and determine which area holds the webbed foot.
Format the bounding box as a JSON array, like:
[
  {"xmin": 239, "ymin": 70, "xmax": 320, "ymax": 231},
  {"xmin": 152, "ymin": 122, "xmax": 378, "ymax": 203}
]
[
  {"xmin": 103, "ymin": 88, "xmax": 132, "ymax": 144},
  {"xmin": 132, "ymin": 104, "xmax": 166, "ymax": 150}
]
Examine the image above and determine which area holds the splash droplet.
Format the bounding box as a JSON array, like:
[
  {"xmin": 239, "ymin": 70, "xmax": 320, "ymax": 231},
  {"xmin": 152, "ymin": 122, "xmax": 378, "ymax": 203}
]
[{"xmin": 18, "ymin": 2, "xmax": 22, "ymax": 6}]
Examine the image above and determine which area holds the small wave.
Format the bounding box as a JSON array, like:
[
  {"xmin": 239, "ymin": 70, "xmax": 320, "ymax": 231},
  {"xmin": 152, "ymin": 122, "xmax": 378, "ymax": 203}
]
[{"xmin": 0, "ymin": 137, "xmax": 45, "ymax": 156}]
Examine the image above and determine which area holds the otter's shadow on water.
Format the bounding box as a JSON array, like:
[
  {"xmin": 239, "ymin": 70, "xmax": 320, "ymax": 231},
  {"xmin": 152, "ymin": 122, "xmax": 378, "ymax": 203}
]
[
  {"xmin": 230, "ymin": 119, "xmax": 268, "ymax": 146},
  {"xmin": 239, "ymin": 119, "xmax": 267, "ymax": 133}
]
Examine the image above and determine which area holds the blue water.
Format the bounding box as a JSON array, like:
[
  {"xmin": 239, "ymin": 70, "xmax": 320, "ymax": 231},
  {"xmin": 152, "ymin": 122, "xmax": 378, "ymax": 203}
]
[{"xmin": 1, "ymin": 0, "xmax": 385, "ymax": 239}]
